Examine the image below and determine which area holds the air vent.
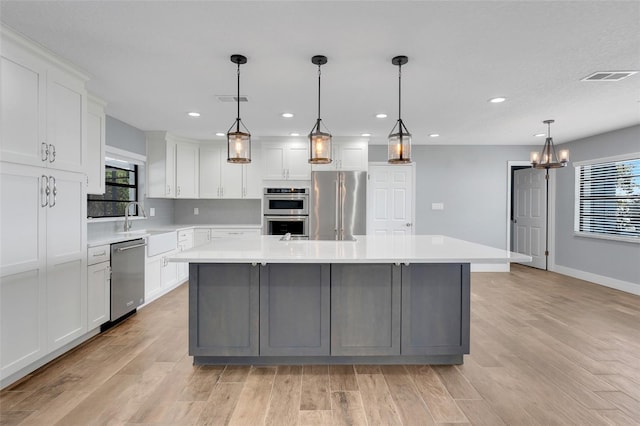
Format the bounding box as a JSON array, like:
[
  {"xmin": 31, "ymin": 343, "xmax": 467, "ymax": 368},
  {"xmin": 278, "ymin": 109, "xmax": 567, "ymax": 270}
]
[
  {"xmin": 217, "ymin": 95, "xmax": 248, "ymax": 102},
  {"xmin": 581, "ymin": 71, "xmax": 637, "ymax": 82}
]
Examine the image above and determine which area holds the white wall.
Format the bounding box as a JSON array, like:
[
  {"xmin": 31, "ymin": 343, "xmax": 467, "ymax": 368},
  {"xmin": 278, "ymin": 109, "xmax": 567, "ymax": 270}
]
[
  {"xmin": 553, "ymin": 125, "xmax": 640, "ymax": 292},
  {"xmin": 369, "ymin": 144, "xmax": 533, "ymax": 249}
]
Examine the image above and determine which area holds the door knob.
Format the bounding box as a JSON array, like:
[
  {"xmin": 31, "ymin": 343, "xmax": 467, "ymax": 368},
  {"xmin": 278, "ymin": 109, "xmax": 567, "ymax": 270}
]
[{"xmin": 406, "ymin": 223, "xmax": 412, "ymax": 227}]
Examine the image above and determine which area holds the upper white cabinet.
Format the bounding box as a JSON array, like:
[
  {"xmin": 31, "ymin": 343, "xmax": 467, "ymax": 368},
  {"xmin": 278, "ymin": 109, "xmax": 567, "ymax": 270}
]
[
  {"xmin": 176, "ymin": 141, "xmax": 199, "ymax": 199},
  {"xmin": 262, "ymin": 140, "xmax": 311, "ymax": 180},
  {"xmin": 86, "ymin": 95, "xmax": 107, "ymax": 194},
  {"xmin": 0, "ymin": 27, "xmax": 88, "ymax": 173},
  {"xmin": 312, "ymin": 140, "xmax": 369, "ymax": 172},
  {"xmin": 146, "ymin": 132, "xmax": 199, "ymax": 198},
  {"xmin": 199, "ymin": 142, "xmax": 262, "ymax": 199}
]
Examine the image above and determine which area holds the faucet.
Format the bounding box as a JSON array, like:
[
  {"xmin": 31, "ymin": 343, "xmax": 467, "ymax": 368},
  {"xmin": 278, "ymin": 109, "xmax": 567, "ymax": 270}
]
[{"xmin": 124, "ymin": 202, "xmax": 147, "ymax": 232}]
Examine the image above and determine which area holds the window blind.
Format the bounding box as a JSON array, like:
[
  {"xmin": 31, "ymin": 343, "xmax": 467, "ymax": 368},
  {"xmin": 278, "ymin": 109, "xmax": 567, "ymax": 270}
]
[{"xmin": 577, "ymin": 157, "xmax": 640, "ymax": 241}]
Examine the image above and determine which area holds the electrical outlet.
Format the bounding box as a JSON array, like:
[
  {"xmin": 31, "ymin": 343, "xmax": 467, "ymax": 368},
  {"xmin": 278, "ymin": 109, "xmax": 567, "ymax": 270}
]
[
  {"xmin": 432, "ymin": 202, "xmax": 444, "ymax": 210},
  {"xmin": 149, "ymin": 207, "xmax": 156, "ymax": 217},
  {"xmin": 194, "ymin": 207, "xmax": 199, "ymax": 215}
]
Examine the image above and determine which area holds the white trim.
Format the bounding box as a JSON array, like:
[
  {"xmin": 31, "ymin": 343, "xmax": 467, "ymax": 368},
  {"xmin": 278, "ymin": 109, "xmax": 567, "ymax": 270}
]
[
  {"xmin": 553, "ymin": 265, "xmax": 640, "ymax": 296},
  {"xmin": 105, "ymin": 146, "xmax": 146, "ymax": 165},
  {"xmin": 547, "ymin": 168, "xmax": 557, "ymax": 271},
  {"xmin": 573, "ymin": 231, "xmax": 639, "ymax": 244},
  {"xmin": 573, "ymin": 151, "xmax": 640, "ymax": 167},
  {"xmin": 471, "ymin": 263, "xmax": 510, "ymax": 272}
]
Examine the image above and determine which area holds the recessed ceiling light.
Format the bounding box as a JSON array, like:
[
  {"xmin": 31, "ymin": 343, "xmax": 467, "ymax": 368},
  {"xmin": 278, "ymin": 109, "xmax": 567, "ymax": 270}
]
[
  {"xmin": 429, "ymin": 133, "xmax": 440, "ymax": 138},
  {"xmin": 215, "ymin": 132, "xmax": 225, "ymax": 137},
  {"xmin": 361, "ymin": 133, "xmax": 371, "ymax": 137},
  {"xmin": 533, "ymin": 133, "xmax": 546, "ymax": 137},
  {"xmin": 188, "ymin": 112, "xmax": 201, "ymax": 117},
  {"xmin": 282, "ymin": 112, "xmax": 294, "ymax": 118},
  {"xmin": 290, "ymin": 132, "xmax": 300, "ymax": 136},
  {"xmin": 376, "ymin": 113, "xmax": 388, "ymax": 118},
  {"xmin": 489, "ymin": 97, "xmax": 507, "ymax": 103}
]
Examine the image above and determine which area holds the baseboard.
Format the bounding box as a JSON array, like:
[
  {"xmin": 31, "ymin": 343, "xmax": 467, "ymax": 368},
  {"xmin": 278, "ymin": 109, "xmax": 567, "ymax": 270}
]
[
  {"xmin": 471, "ymin": 262, "xmax": 510, "ymax": 272},
  {"xmin": 553, "ymin": 265, "xmax": 640, "ymax": 296}
]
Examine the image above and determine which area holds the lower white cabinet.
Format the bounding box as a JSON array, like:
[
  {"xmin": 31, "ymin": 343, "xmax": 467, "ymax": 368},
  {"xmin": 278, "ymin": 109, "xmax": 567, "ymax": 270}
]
[
  {"xmin": 177, "ymin": 229, "xmax": 194, "ymax": 282},
  {"xmin": 194, "ymin": 229, "xmax": 211, "ymax": 247},
  {"xmin": 211, "ymin": 228, "xmax": 261, "ymax": 239},
  {"xmin": 145, "ymin": 245, "xmax": 183, "ymax": 303},
  {"xmin": 87, "ymin": 245, "xmax": 110, "ymax": 330},
  {"xmin": 0, "ymin": 162, "xmax": 87, "ymax": 381}
]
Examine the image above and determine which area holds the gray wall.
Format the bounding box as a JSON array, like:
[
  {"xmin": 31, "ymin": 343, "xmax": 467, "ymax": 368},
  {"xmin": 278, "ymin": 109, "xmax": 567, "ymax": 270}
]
[
  {"xmin": 369, "ymin": 144, "xmax": 533, "ymax": 249},
  {"xmin": 173, "ymin": 199, "xmax": 262, "ymax": 225},
  {"xmin": 554, "ymin": 125, "xmax": 640, "ymax": 285},
  {"xmin": 105, "ymin": 116, "xmax": 146, "ymax": 155}
]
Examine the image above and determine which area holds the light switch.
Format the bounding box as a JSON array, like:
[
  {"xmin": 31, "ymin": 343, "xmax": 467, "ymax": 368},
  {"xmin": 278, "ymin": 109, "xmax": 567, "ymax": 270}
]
[
  {"xmin": 432, "ymin": 202, "xmax": 444, "ymax": 210},
  {"xmin": 149, "ymin": 207, "xmax": 156, "ymax": 217},
  {"xmin": 194, "ymin": 207, "xmax": 199, "ymax": 215}
]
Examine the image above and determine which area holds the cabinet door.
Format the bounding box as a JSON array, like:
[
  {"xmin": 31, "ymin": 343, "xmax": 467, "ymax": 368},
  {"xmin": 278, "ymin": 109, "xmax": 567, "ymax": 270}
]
[
  {"xmin": 401, "ymin": 264, "xmax": 470, "ymax": 355},
  {"xmin": 0, "ymin": 164, "xmax": 47, "ymax": 380},
  {"xmin": 161, "ymin": 254, "xmax": 179, "ymax": 288},
  {"xmin": 262, "ymin": 143, "xmax": 286, "ymax": 180},
  {"xmin": 87, "ymin": 262, "xmax": 110, "ymax": 330},
  {"xmin": 176, "ymin": 143, "xmax": 199, "ymax": 198},
  {"xmin": 165, "ymin": 139, "xmax": 177, "ymax": 197},
  {"xmin": 199, "ymin": 145, "xmax": 222, "ymax": 198},
  {"xmin": 260, "ymin": 264, "xmax": 330, "ymax": 356},
  {"xmin": 189, "ymin": 264, "xmax": 259, "ymax": 356},
  {"xmin": 331, "ymin": 264, "xmax": 401, "ymax": 356},
  {"xmin": 219, "ymin": 154, "xmax": 243, "ymax": 198},
  {"xmin": 86, "ymin": 98, "xmax": 106, "ymax": 194},
  {"xmin": 286, "ymin": 143, "xmax": 311, "ymax": 180},
  {"xmin": 46, "ymin": 170, "xmax": 87, "ymax": 351},
  {"xmin": 338, "ymin": 141, "xmax": 368, "ymax": 171},
  {"xmin": 194, "ymin": 229, "xmax": 211, "ymax": 247},
  {"xmin": 0, "ymin": 46, "xmax": 46, "ymax": 167},
  {"xmin": 145, "ymin": 255, "xmax": 163, "ymax": 301},
  {"xmin": 46, "ymin": 67, "xmax": 86, "ymax": 173},
  {"xmin": 243, "ymin": 145, "xmax": 262, "ymax": 198}
]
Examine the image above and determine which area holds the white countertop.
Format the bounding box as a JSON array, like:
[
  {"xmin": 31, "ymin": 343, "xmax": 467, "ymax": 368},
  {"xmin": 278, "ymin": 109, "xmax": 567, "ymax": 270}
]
[
  {"xmin": 167, "ymin": 235, "xmax": 532, "ymax": 264},
  {"xmin": 87, "ymin": 224, "xmax": 262, "ymax": 247}
]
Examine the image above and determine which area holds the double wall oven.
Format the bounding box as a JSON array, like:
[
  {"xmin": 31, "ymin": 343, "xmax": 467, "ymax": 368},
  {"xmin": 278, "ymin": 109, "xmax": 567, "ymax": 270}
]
[{"xmin": 263, "ymin": 188, "xmax": 309, "ymax": 239}]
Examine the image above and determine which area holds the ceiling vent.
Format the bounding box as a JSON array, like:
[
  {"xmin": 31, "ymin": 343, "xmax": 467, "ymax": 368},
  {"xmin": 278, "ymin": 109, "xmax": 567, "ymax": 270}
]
[
  {"xmin": 581, "ymin": 71, "xmax": 637, "ymax": 82},
  {"xmin": 217, "ymin": 95, "xmax": 248, "ymax": 102}
]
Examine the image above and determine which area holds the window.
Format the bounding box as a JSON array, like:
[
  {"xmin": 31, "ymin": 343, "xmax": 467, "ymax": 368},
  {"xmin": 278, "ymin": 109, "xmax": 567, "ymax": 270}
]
[
  {"xmin": 575, "ymin": 153, "xmax": 640, "ymax": 243},
  {"xmin": 88, "ymin": 158, "xmax": 139, "ymax": 218}
]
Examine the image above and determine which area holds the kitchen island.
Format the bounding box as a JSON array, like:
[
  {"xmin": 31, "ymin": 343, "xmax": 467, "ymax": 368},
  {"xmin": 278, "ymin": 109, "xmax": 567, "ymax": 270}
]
[{"xmin": 169, "ymin": 235, "xmax": 529, "ymax": 365}]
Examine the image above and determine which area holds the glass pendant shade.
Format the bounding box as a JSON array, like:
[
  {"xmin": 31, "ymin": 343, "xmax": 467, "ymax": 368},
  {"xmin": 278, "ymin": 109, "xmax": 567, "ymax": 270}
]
[
  {"xmin": 388, "ymin": 55, "xmax": 411, "ymax": 164},
  {"xmin": 227, "ymin": 54, "xmax": 251, "ymax": 164},
  {"xmin": 309, "ymin": 120, "xmax": 332, "ymax": 164},
  {"xmin": 309, "ymin": 55, "xmax": 332, "ymax": 164},
  {"xmin": 530, "ymin": 120, "xmax": 569, "ymax": 169},
  {"xmin": 227, "ymin": 119, "xmax": 251, "ymax": 164}
]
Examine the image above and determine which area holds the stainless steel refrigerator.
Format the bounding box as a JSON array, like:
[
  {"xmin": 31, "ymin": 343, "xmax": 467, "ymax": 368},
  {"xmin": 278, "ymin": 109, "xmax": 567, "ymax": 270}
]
[{"xmin": 309, "ymin": 171, "xmax": 367, "ymax": 240}]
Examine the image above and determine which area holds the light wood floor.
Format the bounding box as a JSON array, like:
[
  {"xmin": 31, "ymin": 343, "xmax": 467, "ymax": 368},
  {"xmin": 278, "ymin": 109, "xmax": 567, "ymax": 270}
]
[{"xmin": 1, "ymin": 264, "xmax": 639, "ymax": 425}]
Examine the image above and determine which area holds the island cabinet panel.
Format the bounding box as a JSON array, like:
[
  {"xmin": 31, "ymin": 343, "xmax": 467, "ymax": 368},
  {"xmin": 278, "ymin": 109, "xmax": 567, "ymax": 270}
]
[
  {"xmin": 401, "ymin": 264, "xmax": 470, "ymax": 355},
  {"xmin": 189, "ymin": 264, "xmax": 259, "ymax": 356},
  {"xmin": 259, "ymin": 264, "xmax": 330, "ymax": 356},
  {"xmin": 330, "ymin": 264, "xmax": 401, "ymax": 356}
]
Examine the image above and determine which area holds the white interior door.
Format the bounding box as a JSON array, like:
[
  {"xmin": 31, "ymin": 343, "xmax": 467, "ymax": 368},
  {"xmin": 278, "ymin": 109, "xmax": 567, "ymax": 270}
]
[
  {"xmin": 367, "ymin": 164, "xmax": 415, "ymax": 235},
  {"xmin": 513, "ymin": 168, "xmax": 547, "ymax": 269}
]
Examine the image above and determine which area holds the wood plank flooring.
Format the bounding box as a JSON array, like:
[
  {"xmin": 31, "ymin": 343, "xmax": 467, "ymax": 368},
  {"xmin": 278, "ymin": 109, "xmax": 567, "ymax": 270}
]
[{"xmin": 1, "ymin": 264, "xmax": 639, "ymax": 425}]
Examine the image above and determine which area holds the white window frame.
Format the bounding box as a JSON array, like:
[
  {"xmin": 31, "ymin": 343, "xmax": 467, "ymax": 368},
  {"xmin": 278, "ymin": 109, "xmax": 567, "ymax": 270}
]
[{"xmin": 574, "ymin": 152, "xmax": 640, "ymax": 244}]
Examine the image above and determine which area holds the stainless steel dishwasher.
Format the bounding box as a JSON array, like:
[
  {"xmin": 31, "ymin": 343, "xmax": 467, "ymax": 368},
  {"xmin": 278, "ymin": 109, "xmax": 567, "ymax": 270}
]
[{"xmin": 110, "ymin": 238, "xmax": 146, "ymax": 324}]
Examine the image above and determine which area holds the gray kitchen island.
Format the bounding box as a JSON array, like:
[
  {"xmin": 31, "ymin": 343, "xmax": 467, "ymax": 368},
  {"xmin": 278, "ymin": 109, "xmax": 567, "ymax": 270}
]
[{"xmin": 169, "ymin": 235, "xmax": 529, "ymax": 365}]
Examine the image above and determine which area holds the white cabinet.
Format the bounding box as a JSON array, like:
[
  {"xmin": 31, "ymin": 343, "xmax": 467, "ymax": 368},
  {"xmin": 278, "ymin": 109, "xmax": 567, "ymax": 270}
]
[
  {"xmin": 200, "ymin": 142, "xmax": 262, "ymax": 199},
  {"xmin": 211, "ymin": 228, "xmax": 262, "ymax": 239},
  {"xmin": 176, "ymin": 142, "xmax": 199, "ymax": 199},
  {"xmin": 86, "ymin": 95, "xmax": 107, "ymax": 194},
  {"xmin": 0, "ymin": 163, "xmax": 87, "ymax": 380},
  {"xmin": 262, "ymin": 141, "xmax": 310, "ymax": 180},
  {"xmin": 312, "ymin": 140, "xmax": 368, "ymax": 172},
  {"xmin": 145, "ymin": 248, "xmax": 179, "ymax": 303},
  {"xmin": 87, "ymin": 245, "xmax": 110, "ymax": 330},
  {"xmin": 146, "ymin": 132, "xmax": 200, "ymax": 199},
  {"xmin": 0, "ymin": 28, "xmax": 88, "ymax": 173},
  {"xmin": 177, "ymin": 229, "xmax": 194, "ymax": 281}
]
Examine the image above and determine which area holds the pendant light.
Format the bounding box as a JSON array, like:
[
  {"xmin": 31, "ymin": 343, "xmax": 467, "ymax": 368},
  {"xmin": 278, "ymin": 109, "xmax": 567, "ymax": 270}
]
[
  {"xmin": 227, "ymin": 54, "xmax": 251, "ymax": 164},
  {"xmin": 388, "ymin": 55, "xmax": 411, "ymax": 164},
  {"xmin": 530, "ymin": 119, "xmax": 569, "ymax": 169},
  {"xmin": 308, "ymin": 55, "xmax": 332, "ymax": 164}
]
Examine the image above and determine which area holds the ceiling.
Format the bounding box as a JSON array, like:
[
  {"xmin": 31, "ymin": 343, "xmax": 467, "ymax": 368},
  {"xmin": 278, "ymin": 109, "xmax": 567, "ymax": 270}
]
[{"xmin": 1, "ymin": 1, "xmax": 639, "ymax": 146}]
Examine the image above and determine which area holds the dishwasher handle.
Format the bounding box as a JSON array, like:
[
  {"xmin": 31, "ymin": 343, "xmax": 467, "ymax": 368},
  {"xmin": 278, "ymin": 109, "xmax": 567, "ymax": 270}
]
[{"xmin": 115, "ymin": 242, "xmax": 147, "ymax": 252}]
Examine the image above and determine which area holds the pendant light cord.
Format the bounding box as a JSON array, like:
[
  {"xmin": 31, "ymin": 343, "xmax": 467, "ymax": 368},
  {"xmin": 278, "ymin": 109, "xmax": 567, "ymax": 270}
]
[
  {"xmin": 236, "ymin": 63, "xmax": 241, "ymax": 131},
  {"xmin": 317, "ymin": 64, "xmax": 322, "ymax": 122},
  {"xmin": 398, "ymin": 63, "xmax": 402, "ymax": 122}
]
